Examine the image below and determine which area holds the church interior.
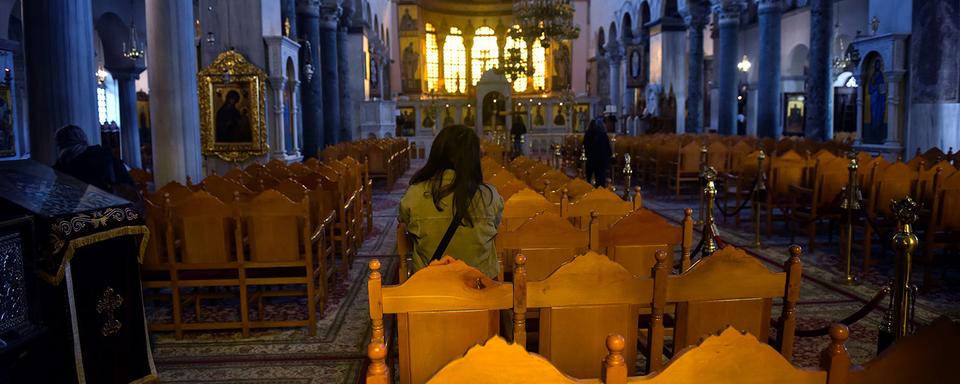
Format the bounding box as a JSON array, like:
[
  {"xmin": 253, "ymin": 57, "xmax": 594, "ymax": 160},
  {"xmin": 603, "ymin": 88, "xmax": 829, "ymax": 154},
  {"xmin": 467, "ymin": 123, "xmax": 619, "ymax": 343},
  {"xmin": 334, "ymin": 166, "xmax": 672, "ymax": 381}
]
[{"xmin": 0, "ymin": 0, "xmax": 959, "ymax": 383}]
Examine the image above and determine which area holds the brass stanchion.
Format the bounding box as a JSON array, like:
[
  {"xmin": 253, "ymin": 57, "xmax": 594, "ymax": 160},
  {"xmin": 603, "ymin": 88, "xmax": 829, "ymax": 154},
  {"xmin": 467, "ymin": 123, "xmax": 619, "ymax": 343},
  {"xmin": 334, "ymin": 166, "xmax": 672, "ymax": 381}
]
[
  {"xmin": 622, "ymin": 153, "xmax": 633, "ymax": 200},
  {"xmin": 838, "ymin": 152, "xmax": 862, "ymax": 285},
  {"xmin": 890, "ymin": 197, "xmax": 919, "ymax": 339},
  {"xmin": 753, "ymin": 150, "xmax": 767, "ymax": 249},
  {"xmin": 553, "ymin": 144, "xmax": 562, "ymax": 170},
  {"xmin": 579, "ymin": 145, "xmax": 587, "ymax": 180},
  {"xmin": 702, "ymin": 166, "xmax": 719, "ymax": 258},
  {"xmin": 697, "ymin": 145, "xmax": 708, "ymax": 226}
]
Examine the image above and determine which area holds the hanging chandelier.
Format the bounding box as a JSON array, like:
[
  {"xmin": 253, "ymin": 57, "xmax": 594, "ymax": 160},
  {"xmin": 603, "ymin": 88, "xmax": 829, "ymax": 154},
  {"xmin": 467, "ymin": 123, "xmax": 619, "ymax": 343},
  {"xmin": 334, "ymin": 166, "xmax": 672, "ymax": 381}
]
[
  {"xmin": 511, "ymin": 0, "xmax": 580, "ymax": 48},
  {"xmin": 122, "ymin": 21, "xmax": 144, "ymax": 60},
  {"xmin": 500, "ymin": 46, "xmax": 527, "ymax": 83}
]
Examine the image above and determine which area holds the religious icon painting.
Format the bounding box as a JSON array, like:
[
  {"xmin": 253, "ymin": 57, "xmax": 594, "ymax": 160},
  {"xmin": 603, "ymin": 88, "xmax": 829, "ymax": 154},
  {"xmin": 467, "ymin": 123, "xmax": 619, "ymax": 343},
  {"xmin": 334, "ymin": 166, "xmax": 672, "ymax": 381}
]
[
  {"xmin": 573, "ymin": 103, "xmax": 591, "ymax": 132},
  {"xmin": 532, "ymin": 104, "xmax": 546, "ymax": 127},
  {"xmin": 198, "ymin": 50, "xmax": 268, "ymax": 162},
  {"xmin": 0, "ymin": 82, "xmax": 14, "ymax": 158},
  {"xmin": 553, "ymin": 104, "xmax": 568, "ymax": 127},
  {"xmin": 783, "ymin": 93, "xmax": 806, "ymax": 136},
  {"xmin": 398, "ymin": 107, "xmax": 416, "ymax": 136},
  {"xmin": 626, "ymin": 45, "xmax": 643, "ymax": 88}
]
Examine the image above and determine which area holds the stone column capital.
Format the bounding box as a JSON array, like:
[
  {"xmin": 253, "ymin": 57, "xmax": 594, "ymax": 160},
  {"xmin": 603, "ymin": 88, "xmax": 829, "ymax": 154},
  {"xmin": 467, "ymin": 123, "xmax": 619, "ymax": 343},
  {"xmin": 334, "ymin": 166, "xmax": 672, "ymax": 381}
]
[
  {"xmin": 711, "ymin": 0, "xmax": 746, "ymax": 26},
  {"xmin": 108, "ymin": 66, "xmax": 147, "ymax": 81},
  {"xmin": 296, "ymin": 0, "xmax": 320, "ymax": 16},
  {"xmin": 680, "ymin": 1, "xmax": 711, "ymax": 28},
  {"xmin": 605, "ymin": 40, "xmax": 625, "ymax": 62},
  {"xmin": 318, "ymin": 5, "xmax": 342, "ymax": 29},
  {"xmin": 757, "ymin": 0, "xmax": 783, "ymax": 13}
]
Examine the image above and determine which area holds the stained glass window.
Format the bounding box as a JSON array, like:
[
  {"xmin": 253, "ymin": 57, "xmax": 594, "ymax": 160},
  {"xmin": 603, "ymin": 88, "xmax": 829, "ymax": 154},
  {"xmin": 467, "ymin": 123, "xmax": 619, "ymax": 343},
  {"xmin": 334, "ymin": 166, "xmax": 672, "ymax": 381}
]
[
  {"xmin": 471, "ymin": 26, "xmax": 498, "ymax": 85},
  {"xmin": 443, "ymin": 27, "xmax": 467, "ymax": 93},
  {"xmin": 425, "ymin": 23, "xmax": 439, "ymax": 92}
]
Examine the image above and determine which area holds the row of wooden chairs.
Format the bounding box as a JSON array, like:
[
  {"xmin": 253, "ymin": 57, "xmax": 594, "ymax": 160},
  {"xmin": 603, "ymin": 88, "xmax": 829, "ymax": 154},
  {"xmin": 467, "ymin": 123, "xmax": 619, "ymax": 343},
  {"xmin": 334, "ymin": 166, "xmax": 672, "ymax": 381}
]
[
  {"xmin": 367, "ymin": 317, "xmax": 959, "ymax": 384},
  {"xmin": 322, "ymin": 137, "xmax": 410, "ymax": 190},
  {"xmin": 141, "ymin": 151, "xmax": 399, "ymax": 337},
  {"xmin": 370, "ymin": 242, "xmax": 802, "ymax": 383},
  {"xmin": 142, "ymin": 189, "xmax": 328, "ymax": 339}
]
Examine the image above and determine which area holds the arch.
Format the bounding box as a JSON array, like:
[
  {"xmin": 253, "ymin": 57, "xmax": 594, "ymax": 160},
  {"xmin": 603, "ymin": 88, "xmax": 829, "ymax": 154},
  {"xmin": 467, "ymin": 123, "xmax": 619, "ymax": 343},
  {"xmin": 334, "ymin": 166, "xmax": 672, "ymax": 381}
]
[
  {"xmin": 621, "ymin": 12, "xmax": 634, "ymax": 43},
  {"xmin": 607, "ymin": 21, "xmax": 617, "ymax": 46},
  {"xmin": 94, "ymin": 12, "xmax": 133, "ymax": 71},
  {"xmin": 597, "ymin": 27, "xmax": 606, "ymax": 56},
  {"xmin": 365, "ymin": 1, "xmax": 371, "ymax": 23},
  {"xmin": 374, "ymin": 15, "xmax": 379, "ymax": 36},
  {"xmin": 640, "ymin": 1, "xmax": 651, "ymax": 28},
  {"xmin": 786, "ymin": 44, "xmax": 809, "ymax": 77},
  {"xmin": 0, "ymin": 0, "xmax": 17, "ymax": 40}
]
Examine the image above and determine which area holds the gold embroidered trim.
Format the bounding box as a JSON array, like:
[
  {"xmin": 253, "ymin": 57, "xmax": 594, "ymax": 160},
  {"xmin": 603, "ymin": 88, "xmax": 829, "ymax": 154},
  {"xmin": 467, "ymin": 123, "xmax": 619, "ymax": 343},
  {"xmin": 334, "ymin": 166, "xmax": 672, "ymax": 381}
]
[{"xmin": 40, "ymin": 225, "xmax": 150, "ymax": 285}]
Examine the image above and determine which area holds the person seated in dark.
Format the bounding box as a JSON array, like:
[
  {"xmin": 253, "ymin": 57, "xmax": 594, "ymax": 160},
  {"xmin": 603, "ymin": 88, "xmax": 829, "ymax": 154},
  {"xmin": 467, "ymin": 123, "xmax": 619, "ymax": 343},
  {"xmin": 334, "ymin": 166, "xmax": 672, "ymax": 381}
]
[
  {"xmin": 53, "ymin": 125, "xmax": 140, "ymax": 203},
  {"xmin": 583, "ymin": 117, "xmax": 612, "ymax": 187},
  {"xmin": 215, "ymin": 90, "xmax": 252, "ymax": 142}
]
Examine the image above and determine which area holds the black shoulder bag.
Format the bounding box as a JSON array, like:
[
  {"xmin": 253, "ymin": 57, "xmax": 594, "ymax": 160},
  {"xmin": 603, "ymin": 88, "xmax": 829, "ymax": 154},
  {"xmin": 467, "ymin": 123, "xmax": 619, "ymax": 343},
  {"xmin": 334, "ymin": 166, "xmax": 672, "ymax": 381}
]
[{"xmin": 430, "ymin": 212, "xmax": 462, "ymax": 262}]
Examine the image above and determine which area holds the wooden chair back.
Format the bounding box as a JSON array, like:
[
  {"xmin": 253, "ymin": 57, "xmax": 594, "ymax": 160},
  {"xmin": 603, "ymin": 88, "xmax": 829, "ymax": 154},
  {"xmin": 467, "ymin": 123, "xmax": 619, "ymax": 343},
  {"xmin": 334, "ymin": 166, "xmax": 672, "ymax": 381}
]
[
  {"xmin": 769, "ymin": 150, "xmax": 807, "ymax": 196},
  {"xmin": 867, "ymin": 162, "xmax": 918, "ymax": 216},
  {"xmin": 368, "ymin": 257, "xmax": 513, "ymax": 384},
  {"xmin": 647, "ymin": 245, "xmax": 802, "ymax": 371},
  {"xmin": 677, "ymin": 141, "xmax": 702, "ymax": 174},
  {"xmin": 516, "ymin": 251, "xmax": 654, "ymax": 378},
  {"xmin": 150, "ymin": 181, "xmax": 193, "ymax": 205},
  {"xmin": 565, "ymin": 188, "xmax": 633, "ymax": 230},
  {"xmin": 931, "ymin": 173, "xmax": 960, "ymax": 232},
  {"xmin": 498, "ymin": 212, "xmax": 589, "ymax": 277},
  {"xmin": 143, "ymin": 198, "xmax": 167, "ymax": 268},
  {"xmin": 834, "ymin": 318, "xmax": 960, "ymax": 384},
  {"xmin": 706, "ymin": 141, "xmax": 729, "ymax": 172},
  {"xmin": 598, "ymin": 209, "xmax": 686, "ymax": 266},
  {"xmin": 390, "ymin": 327, "xmax": 830, "ymax": 384},
  {"xmin": 168, "ymin": 191, "xmax": 237, "ymax": 265},
  {"xmin": 811, "ymin": 157, "xmax": 849, "ymax": 208},
  {"xmin": 276, "ymin": 178, "xmax": 309, "ymax": 202},
  {"xmin": 203, "ymin": 175, "xmax": 254, "ymax": 203},
  {"xmin": 240, "ymin": 190, "xmax": 311, "ymax": 263},
  {"xmin": 608, "ymin": 244, "xmax": 671, "ymax": 277},
  {"xmin": 564, "ymin": 179, "xmax": 595, "ymax": 200},
  {"xmin": 501, "ymin": 188, "xmax": 558, "ymax": 231},
  {"xmin": 915, "ymin": 161, "xmax": 955, "ymax": 206}
]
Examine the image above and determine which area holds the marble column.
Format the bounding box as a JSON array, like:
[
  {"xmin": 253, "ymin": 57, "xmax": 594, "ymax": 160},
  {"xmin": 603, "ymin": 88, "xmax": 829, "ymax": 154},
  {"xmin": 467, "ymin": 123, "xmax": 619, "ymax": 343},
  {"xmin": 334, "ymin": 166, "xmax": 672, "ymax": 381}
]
[
  {"xmin": 681, "ymin": 2, "xmax": 710, "ymax": 133},
  {"xmin": 319, "ymin": 5, "xmax": 342, "ymax": 144},
  {"xmin": 22, "ymin": 0, "xmax": 100, "ymax": 164},
  {"xmin": 606, "ymin": 39, "xmax": 625, "ymax": 115},
  {"xmin": 113, "ymin": 70, "xmax": 145, "ymax": 168},
  {"xmin": 337, "ymin": 10, "xmax": 354, "ymax": 141},
  {"xmin": 298, "ymin": 0, "xmax": 324, "ymax": 157},
  {"xmin": 884, "ymin": 71, "xmax": 904, "ymax": 145},
  {"xmin": 712, "ymin": 0, "xmax": 745, "ymax": 135},
  {"xmin": 757, "ymin": 0, "xmax": 782, "ymax": 138},
  {"xmin": 269, "ymin": 76, "xmax": 288, "ymax": 159},
  {"xmin": 289, "ymin": 79, "xmax": 303, "ymax": 156},
  {"xmin": 805, "ymin": 0, "xmax": 833, "ymax": 140},
  {"xmin": 145, "ymin": 0, "xmax": 202, "ymax": 184}
]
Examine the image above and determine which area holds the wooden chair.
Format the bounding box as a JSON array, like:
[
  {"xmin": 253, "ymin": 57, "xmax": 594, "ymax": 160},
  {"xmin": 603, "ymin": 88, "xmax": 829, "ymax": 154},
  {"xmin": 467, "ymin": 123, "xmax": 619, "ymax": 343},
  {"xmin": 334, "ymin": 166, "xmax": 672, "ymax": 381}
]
[
  {"xmin": 501, "ymin": 188, "xmax": 558, "ymax": 231},
  {"xmin": 515, "ymin": 251, "xmax": 654, "ymax": 378},
  {"xmin": 497, "ymin": 212, "xmax": 589, "ymax": 279},
  {"xmin": 367, "ymin": 256, "xmax": 514, "ymax": 384},
  {"xmin": 238, "ymin": 190, "xmax": 317, "ymax": 335},
  {"xmin": 372, "ymin": 327, "xmax": 832, "ymax": 384},
  {"xmin": 149, "ymin": 181, "xmax": 193, "ymax": 205},
  {"xmin": 665, "ymin": 141, "xmax": 702, "ymax": 197},
  {"xmin": 788, "ymin": 157, "xmax": 847, "ymax": 253},
  {"xmin": 861, "ymin": 162, "xmax": 918, "ymax": 268},
  {"xmin": 202, "ymin": 174, "xmax": 255, "ymax": 203},
  {"xmin": 763, "ymin": 150, "xmax": 807, "ymax": 236},
  {"xmin": 142, "ymin": 198, "xmax": 176, "ymax": 331},
  {"xmin": 597, "ymin": 208, "xmax": 690, "ymax": 269},
  {"xmin": 646, "ymin": 244, "xmax": 802, "ymax": 372},
  {"xmin": 166, "ymin": 191, "xmax": 246, "ymax": 338},
  {"xmin": 564, "ymin": 188, "xmax": 635, "ymax": 230},
  {"xmin": 826, "ymin": 318, "xmax": 960, "ymax": 384},
  {"xmin": 923, "ymin": 172, "xmax": 960, "ymax": 287}
]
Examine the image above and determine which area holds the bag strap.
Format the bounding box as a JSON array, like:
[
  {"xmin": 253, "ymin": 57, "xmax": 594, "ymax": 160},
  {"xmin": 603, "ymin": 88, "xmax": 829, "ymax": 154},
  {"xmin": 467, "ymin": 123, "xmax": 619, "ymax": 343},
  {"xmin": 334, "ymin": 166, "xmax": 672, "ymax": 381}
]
[{"xmin": 431, "ymin": 212, "xmax": 462, "ymax": 262}]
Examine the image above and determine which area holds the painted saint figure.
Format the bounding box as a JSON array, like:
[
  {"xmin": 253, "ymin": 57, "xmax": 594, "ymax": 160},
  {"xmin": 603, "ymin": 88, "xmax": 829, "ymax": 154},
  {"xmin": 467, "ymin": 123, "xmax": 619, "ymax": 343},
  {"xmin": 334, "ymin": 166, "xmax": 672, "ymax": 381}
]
[
  {"xmin": 216, "ymin": 90, "xmax": 252, "ymax": 142},
  {"xmin": 868, "ymin": 60, "xmax": 887, "ymax": 140}
]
